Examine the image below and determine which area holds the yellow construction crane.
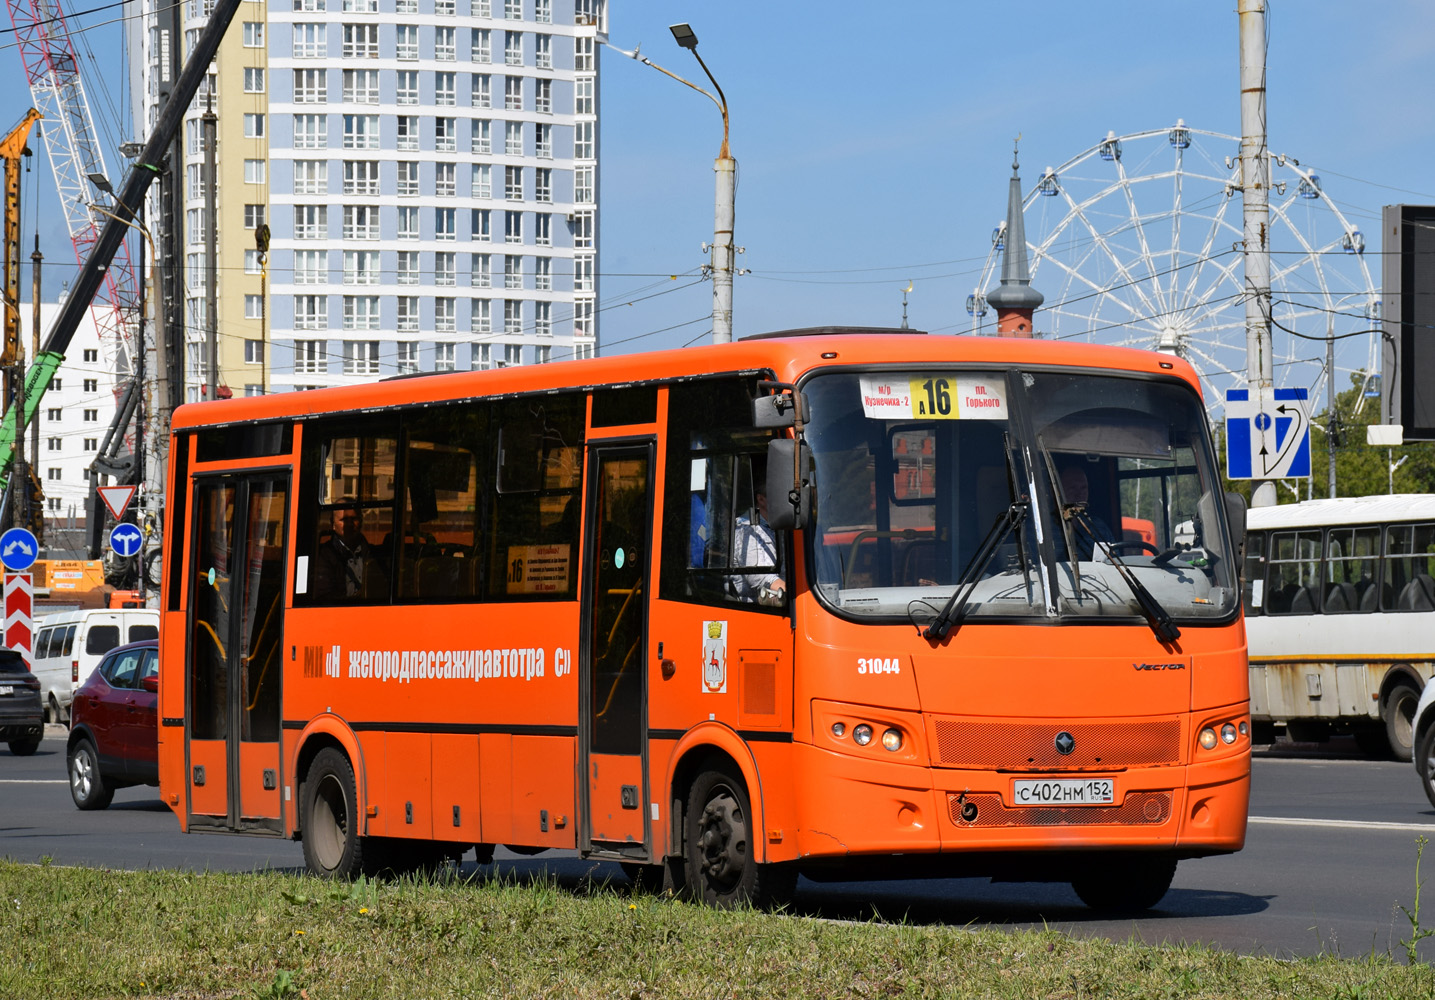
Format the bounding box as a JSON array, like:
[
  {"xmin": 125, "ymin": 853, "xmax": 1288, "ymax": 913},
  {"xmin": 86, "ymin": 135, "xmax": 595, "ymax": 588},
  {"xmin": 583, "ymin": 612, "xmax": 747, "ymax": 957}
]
[
  {"xmin": 3, "ymin": 108, "xmax": 41, "ymax": 371},
  {"xmin": 2, "ymin": 108, "xmax": 43, "ymax": 535}
]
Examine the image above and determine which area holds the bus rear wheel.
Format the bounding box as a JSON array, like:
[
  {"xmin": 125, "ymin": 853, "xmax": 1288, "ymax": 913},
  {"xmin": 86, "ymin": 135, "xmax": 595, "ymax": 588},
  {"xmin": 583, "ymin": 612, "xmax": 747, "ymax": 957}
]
[
  {"xmin": 1385, "ymin": 682, "xmax": 1420, "ymax": 763},
  {"xmin": 302, "ymin": 748, "xmax": 366, "ymax": 878},
  {"xmin": 684, "ymin": 766, "xmax": 794, "ymax": 909},
  {"xmin": 1071, "ymin": 854, "xmax": 1177, "ymax": 912}
]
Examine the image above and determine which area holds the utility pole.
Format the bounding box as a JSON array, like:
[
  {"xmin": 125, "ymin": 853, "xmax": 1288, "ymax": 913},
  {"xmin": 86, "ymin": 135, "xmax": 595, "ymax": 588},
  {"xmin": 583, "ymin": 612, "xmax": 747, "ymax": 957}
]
[
  {"xmin": 203, "ymin": 99, "xmax": 218, "ymax": 401},
  {"xmin": 29, "ymin": 237, "xmax": 40, "ymax": 539},
  {"xmin": 1326, "ymin": 316, "xmax": 1337, "ymax": 498},
  {"xmin": 1239, "ymin": 0, "xmax": 1276, "ymax": 508}
]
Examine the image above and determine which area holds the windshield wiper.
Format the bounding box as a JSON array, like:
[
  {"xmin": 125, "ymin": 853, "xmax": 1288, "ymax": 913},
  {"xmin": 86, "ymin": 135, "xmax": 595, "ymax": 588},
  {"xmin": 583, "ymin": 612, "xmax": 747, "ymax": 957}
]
[
  {"xmin": 921, "ymin": 436, "xmax": 1032, "ymax": 641},
  {"xmin": 920, "ymin": 499, "xmax": 1028, "ymax": 641},
  {"xmin": 1069, "ymin": 509, "xmax": 1181, "ymax": 644}
]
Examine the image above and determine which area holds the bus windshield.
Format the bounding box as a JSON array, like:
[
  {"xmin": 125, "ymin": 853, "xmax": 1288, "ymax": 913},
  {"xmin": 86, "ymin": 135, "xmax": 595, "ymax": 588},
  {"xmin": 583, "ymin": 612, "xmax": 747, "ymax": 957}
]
[{"xmin": 804, "ymin": 367, "xmax": 1238, "ymax": 625}]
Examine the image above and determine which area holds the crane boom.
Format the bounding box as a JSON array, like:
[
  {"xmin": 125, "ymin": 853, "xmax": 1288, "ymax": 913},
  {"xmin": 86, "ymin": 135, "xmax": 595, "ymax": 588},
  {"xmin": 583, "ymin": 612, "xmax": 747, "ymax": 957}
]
[
  {"xmin": 2, "ymin": 109, "xmax": 42, "ymax": 369},
  {"xmin": 0, "ymin": 0, "xmax": 248, "ymax": 494},
  {"xmin": 5, "ymin": 0, "xmax": 141, "ymax": 373}
]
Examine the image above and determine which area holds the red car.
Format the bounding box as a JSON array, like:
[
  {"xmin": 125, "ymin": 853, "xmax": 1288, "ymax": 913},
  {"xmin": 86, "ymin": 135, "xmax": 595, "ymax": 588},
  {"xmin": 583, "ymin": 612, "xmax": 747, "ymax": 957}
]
[{"xmin": 67, "ymin": 639, "xmax": 159, "ymax": 810}]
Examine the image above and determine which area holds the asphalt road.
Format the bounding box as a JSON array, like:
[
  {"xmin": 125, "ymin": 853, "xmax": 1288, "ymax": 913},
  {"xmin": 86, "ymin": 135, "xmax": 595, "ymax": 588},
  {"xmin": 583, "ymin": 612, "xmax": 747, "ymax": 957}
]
[{"xmin": 4, "ymin": 728, "xmax": 1433, "ymax": 961}]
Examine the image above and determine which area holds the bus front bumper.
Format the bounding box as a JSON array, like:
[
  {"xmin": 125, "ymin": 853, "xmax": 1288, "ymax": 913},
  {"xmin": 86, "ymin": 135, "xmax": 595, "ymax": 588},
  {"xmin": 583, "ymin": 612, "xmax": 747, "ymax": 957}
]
[{"xmin": 785, "ymin": 741, "xmax": 1249, "ymax": 863}]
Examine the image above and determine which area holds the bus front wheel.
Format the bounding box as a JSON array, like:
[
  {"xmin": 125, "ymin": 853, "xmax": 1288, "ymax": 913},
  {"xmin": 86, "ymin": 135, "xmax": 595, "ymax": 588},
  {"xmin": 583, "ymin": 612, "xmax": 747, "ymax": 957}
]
[
  {"xmin": 1071, "ymin": 854, "xmax": 1177, "ymax": 912},
  {"xmin": 302, "ymin": 748, "xmax": 367, "ymax": 878},
  {"xmin": 683, "ymin": 766, "xmax": 794, "ymax": 909}
]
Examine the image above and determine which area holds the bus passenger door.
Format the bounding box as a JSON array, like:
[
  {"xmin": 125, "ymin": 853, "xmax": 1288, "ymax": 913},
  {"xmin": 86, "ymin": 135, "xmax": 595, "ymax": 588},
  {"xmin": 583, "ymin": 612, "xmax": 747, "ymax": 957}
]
[
  {"xmin": 580, "ymin": 444, "xmax": 653, "ymax": 858},
  {"xmin": 187, "ymin": 475, "xmax": 289, "ymax": 835}
]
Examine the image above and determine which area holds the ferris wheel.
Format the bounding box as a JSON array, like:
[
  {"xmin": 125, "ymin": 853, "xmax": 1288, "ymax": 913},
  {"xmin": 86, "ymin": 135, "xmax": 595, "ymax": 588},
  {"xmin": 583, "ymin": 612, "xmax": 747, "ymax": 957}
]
[{"xmin": 971, "ymin": 123, "xmax": 1381, "ymax": 419}]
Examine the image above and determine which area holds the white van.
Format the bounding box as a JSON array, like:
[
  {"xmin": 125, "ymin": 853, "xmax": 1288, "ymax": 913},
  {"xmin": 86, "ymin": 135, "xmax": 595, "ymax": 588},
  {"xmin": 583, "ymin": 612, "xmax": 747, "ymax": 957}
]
[{"xmin": 31, "ymin": 609, "xmax": 159, "ymax": 723}]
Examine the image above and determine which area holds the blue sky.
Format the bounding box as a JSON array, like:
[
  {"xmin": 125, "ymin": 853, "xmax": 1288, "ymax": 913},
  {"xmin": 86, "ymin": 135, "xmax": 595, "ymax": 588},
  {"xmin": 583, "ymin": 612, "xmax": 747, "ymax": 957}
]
[{"xmin": 6, "ymin": 0, "xmax": 1434, "ymax": 390}]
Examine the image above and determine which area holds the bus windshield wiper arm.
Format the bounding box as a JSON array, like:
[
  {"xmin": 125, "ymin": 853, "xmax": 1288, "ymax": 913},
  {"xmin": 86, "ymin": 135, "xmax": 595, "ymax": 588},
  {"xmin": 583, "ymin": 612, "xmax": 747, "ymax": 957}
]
[
  {"xmin": 922, "ymin": 498, "xmax": 1028, "ymax": 641},
  {"xmin": 1070, "ymin": 509, "xmax": 1181, "ymax": 644}
]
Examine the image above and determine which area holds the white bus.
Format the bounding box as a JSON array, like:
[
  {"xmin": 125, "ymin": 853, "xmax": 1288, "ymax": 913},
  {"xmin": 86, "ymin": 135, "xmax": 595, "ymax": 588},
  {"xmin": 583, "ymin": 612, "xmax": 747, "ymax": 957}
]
[{"xmin": 1243, "ymin": 495, "xmax": 1435, "ymax": 760}]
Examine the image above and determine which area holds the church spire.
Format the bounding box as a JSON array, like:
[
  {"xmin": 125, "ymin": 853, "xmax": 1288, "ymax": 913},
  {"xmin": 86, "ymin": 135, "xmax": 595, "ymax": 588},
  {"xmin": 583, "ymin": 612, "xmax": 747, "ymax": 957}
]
[{"xmin": 985, "ymin": 139, "xmax": 1043, "ymax": 337}]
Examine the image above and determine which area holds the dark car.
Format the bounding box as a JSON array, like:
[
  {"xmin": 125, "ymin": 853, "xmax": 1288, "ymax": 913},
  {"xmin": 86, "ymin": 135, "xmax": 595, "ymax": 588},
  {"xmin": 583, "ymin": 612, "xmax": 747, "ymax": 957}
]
[
  {"xmin": 67, "ymin": 639, "xmax": 159, "ymax": 809},
  {"xmin": 0, "ymin": 648, "xmax": 43, "ymax": 755}
]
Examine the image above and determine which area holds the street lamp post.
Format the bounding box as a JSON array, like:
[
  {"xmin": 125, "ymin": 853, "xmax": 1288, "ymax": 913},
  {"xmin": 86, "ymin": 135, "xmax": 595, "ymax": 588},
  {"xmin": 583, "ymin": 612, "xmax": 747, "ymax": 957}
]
[
  {"xmin": 611, "ymin": 25, "xmax": 735, "ymax": 343},
  {"xmin": 670, "ymin": 23, "xmax": 735, "ymax": 344},
  {"xmin": 88, "ymin": 199, "xmax": 158, "ymax": 602}
]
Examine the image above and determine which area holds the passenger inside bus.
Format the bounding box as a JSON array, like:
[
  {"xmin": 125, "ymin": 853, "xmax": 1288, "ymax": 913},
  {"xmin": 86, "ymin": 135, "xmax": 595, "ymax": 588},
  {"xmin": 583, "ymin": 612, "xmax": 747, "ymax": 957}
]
[{"xmin": 312, "ymin": 505, "xmax": 386, "ymax": 600}]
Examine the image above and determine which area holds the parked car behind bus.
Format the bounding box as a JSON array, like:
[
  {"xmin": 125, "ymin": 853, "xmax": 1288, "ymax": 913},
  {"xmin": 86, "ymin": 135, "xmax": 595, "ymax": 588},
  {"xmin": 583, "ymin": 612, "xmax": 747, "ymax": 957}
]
[{"xmin": 67, "ymin": 639, "xmax": 159, "ymax": 809}]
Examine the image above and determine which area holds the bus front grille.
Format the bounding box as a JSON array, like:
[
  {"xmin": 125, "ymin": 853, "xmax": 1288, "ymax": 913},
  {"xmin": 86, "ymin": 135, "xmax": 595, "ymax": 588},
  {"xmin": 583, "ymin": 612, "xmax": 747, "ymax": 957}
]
[
  {"xmin": 946, "ymin": 791, "xmax": 1172, "ymax": 828},
  {"xmin": 932, "ymin": 718, "xmax": 1182, "ymax": 769}
]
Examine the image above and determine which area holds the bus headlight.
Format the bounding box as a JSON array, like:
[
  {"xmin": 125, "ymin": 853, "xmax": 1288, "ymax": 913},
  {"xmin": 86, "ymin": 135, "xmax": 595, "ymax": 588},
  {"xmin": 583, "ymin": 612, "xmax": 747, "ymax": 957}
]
[
  {"xmin": 1221, "ymin": 723, "xmax": 1238, "ymax": 745},
  {"xmin": 881, "ymin": 728, "xmax": 902, "ymax": 752},
  {"xmin": 1199, "ymin": 727, "xmax": 1218, "ymax": 750},
  {"xmin": 831, "ymin": 722, "xmax": 846, "ymax": 739},
  {"xmin": 853, "ymin": 724, "xmax": 873, "ymax": 747}
]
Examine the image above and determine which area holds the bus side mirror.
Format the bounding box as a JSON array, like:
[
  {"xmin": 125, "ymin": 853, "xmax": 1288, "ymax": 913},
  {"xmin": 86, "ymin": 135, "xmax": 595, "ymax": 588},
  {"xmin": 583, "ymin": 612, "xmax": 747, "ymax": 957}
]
[
  {"xmin": 766, "ymin": 438, "xmax": 813, "ymax": 532},
  {"xmin": 1224, "ymin": 491, "xmax": 1247, "ymax": 552},
  {"xmin": 752, "ymin": 386, "xmax": 809, "ymax": 429}
]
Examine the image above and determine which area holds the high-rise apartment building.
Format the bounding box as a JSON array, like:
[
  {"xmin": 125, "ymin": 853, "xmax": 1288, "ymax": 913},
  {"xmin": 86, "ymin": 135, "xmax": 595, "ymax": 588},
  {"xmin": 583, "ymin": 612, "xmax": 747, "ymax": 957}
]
[
  {"xmin": 134, "ymin": 0, "xmax": 603, "ymax": 396},
  {"xmin": 25, "ymin": 304, "xmax": 116, "ymax": 526}
]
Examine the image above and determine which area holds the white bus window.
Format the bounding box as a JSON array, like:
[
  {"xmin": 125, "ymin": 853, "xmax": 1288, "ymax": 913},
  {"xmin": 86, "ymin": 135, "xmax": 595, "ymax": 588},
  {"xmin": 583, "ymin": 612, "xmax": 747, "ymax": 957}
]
[
  {"xmin": 1267, "ymin": 531, "xmax": 1321, "ymax": 615},
  {"xmin": 1386, "ymin": 523, "xmax": 1435, "ymax": 611},
  {"xmin": 1325, "ymin": 526, "xmax": 1378, "ymax": 613}
]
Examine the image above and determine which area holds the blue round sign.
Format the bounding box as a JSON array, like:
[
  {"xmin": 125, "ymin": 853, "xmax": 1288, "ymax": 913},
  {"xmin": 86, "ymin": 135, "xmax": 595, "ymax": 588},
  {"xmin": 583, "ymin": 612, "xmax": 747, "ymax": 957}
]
[
  {"xmin": 0, "ymin": 527, "xmax": 38, "ymax": 571},
  {"xmin": 109, "ymin": 523, "xmax": 144, "ymax": 558}
]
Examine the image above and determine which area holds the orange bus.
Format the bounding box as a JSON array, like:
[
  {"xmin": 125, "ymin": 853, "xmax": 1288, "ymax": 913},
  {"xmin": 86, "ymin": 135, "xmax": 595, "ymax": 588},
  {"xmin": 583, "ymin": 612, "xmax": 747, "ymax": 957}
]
[{"xmin": 157, "ymin": 329, "xmax": 1250, "ymax": 911}]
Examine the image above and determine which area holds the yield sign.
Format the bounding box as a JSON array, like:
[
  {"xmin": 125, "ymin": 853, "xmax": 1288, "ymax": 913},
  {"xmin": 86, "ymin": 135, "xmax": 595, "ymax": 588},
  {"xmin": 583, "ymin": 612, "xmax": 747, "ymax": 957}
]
[{"xmin": 97, "ymin": 484, "xmax": 137, "ymax": 520}]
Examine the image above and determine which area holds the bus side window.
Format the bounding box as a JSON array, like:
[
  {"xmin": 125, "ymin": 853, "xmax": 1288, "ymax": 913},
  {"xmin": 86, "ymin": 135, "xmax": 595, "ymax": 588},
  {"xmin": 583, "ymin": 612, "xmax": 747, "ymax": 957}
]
[
  {"xmin": 485, "ymin": 393, "xmax": 583, "ymax": 601},
  {"xmin": 1388, "ymin": 522, "xmax": 1435, "ymax": 611},
  {"xmin": 398, "ymin": 406, "xmax": 486, "ymax": 602},
  {"xmin": 659, "ymin": 377, "xmax": 781, "ymax": 611},
  {"xmin": 1268, "ymin": 530, "xmax": 1320, "ymax": 615},
  {"xmin": 1324, "ymin": 526, "xmax": 1376, "ymax": 614},
  {"xmin": 294, "ymin": 420, "xmax": 398, "ymax": 606}
]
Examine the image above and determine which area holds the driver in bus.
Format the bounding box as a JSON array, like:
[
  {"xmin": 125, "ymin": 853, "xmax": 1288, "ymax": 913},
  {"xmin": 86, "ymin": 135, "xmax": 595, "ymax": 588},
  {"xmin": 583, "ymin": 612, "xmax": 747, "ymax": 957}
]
[
  {"xmin": 312, "ymin": 505, "xmax": 378, "ymax": 599},
  {"xmin": 731, "ymin": 460, "xmax": 786, "ymax": 606},
  {"xmin": 1057, "ymin": 460, "xmax": 1116, "ymax": 561}
]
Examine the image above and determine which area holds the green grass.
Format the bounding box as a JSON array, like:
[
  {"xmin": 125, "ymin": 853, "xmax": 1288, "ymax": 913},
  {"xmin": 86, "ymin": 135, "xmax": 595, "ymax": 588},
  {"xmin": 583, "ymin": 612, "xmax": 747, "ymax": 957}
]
[{"xmin": 1, "ymin": 861, "xmax": 1431, "ymax": 999}]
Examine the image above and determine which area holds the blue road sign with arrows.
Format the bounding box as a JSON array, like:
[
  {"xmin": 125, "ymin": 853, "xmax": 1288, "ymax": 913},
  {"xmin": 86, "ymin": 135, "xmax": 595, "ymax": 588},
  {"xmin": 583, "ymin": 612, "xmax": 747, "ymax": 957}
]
[
  {"xmin": 1226, "ymin": 387, "xmax": 1311, "ymax": 480},
  {"xmin": 0, "ymin": 527, "xmax": 38, "ymax": 572},
  {"xmin": 109, "ymin": 523, "xmax": 144, "ymax": 558}
]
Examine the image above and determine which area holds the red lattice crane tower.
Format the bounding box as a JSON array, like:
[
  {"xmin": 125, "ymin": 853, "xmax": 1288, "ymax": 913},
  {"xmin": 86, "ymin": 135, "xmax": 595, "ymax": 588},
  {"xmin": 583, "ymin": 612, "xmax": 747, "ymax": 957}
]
[{"xmin": 5, "ymin": 0, "xmax": 140, "ymax": 372}]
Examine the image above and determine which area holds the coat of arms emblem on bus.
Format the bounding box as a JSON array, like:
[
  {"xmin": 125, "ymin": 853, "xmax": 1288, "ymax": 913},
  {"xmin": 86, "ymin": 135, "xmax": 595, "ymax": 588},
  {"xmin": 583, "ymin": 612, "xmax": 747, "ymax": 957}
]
[{"xmin": 702, "ymin": 620, "xmax": 728, "ymax": 694}]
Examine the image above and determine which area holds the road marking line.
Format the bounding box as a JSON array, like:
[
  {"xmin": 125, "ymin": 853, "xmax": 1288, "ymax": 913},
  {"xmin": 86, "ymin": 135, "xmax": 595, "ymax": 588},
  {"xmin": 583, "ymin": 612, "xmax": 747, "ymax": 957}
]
[
  {"xmin": 0, "ymin": 779, "xmax": 68, "ymax": 785},
  {"xmin": 1250, "ymin": 815, "xmax": 1435, "ymax": 832}
]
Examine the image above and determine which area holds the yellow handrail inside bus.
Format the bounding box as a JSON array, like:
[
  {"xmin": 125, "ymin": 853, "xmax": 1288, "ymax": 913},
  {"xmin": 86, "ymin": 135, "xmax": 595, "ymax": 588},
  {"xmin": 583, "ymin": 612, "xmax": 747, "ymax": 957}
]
[
  {"xmin": 243, "ymin": 589, "xmax": 284, "ymax": 711},
  {"xmin": 594, "ymin": 637, "xmax": 641, "ymax": 720},
  {"xmin": 194, "ymin": 619, "xmax": 226, "ymax": 660},
  {"xmin": 603, "ymin": 581, "xmax": 641, "ymax": 655}
]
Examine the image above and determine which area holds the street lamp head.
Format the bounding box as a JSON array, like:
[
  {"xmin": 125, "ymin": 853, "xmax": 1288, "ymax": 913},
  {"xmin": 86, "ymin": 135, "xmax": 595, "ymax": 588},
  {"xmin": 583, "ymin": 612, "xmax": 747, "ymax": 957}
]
[
  {"xmin": 669, "ymin": 22, "xmax": 698, "ymax": 49},
  {"xmin": 87, "ymin": 172, "xmax": 114, "ymax": 195}
]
